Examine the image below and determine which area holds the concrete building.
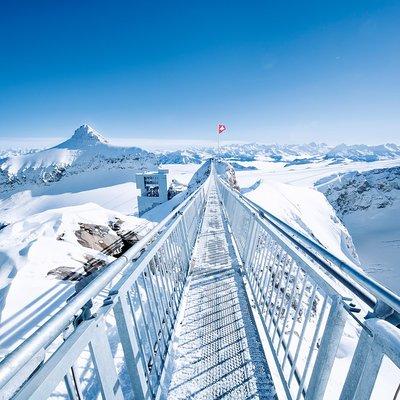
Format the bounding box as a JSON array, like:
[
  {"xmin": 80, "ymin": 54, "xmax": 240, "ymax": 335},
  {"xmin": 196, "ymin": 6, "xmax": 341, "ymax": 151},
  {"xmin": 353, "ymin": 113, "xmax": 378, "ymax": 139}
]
[{"xmin": 136, "ymin": 169, "xmax": 169, "ymax": 216}]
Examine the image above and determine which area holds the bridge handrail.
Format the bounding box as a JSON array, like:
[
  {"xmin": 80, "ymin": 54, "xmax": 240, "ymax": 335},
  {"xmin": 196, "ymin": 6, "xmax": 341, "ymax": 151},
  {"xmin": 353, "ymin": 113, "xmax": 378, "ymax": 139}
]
[
  {"xmin": 215, "ymin": 169, "xmax": 400, "ymax": 399},
  {"xmin": 0, "ymin": 178, "xmax": 209, "ymax": 396},
  {"xmin": 217, "ymin": 174, "xmax": 400, "ymax": 315}
]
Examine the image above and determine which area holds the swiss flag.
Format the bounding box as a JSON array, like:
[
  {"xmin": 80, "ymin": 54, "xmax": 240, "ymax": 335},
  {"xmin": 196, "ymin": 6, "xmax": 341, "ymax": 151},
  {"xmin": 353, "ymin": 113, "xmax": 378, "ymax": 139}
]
[{"xmin": 217, "ymin": 123, "xmax": 227, "ymax": 134}]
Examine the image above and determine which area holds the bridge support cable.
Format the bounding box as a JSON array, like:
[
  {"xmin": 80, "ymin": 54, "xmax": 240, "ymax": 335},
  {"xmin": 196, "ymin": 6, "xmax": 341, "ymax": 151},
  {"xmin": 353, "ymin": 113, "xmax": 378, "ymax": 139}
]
[{"xmin": 214, "ymin": 165, "xmax": 400, "ymax": 400}]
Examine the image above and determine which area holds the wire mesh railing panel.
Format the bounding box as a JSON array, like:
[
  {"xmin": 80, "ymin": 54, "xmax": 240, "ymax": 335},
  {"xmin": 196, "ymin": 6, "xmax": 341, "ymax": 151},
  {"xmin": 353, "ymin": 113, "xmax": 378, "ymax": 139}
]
[
  {"xmin": 215, "ymin": 173, "xmax": 400, "ymax": 400},
  {"xmin": 0, "ymin": 182, "xmax": 208, "ymax": 400}
]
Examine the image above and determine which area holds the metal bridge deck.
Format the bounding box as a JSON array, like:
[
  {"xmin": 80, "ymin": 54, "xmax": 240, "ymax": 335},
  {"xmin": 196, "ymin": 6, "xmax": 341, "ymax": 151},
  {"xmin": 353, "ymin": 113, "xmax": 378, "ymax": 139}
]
[{"xmin": 164, "ymin": 183, "xmax": 276, "ymax": 400}]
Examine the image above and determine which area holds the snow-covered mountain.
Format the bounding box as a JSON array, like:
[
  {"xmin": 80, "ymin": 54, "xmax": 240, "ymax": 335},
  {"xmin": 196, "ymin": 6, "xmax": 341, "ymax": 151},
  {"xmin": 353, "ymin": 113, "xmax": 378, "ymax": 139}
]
[
  {"xmin": 158, "ymin": 142, "xmax": 330, "ymax": 164},
  {"xmin": 4, "ymin": 139, "xmax": 400, "ymax": 175},
  {"xmin": 325, "ymin": 143, "xmax": 400, "ymax": 163},
  {"xmin": 219, "ymin": 142, "xmax": 330, "ymax": 161},
  {"xmin": 158, "ymin": 149, "xmax": 204, "ymax": 164},
  {"xmin": 0, "ymin": 148, "xmax": 40, "ymax": 158},
  {"xmin": 316, "ymin": 166, "xmax": 400, "ymax": 217},
  {"xmin": 158, "ymin": 142, "xmax": 400, "ymax": 165},
  {"xmin": 316, "ymin": 166, "xmax": 400, "ymax": 294},
  {"xmin": 0, "ymin": 125, "xmax": 158, "ymax": 194}
]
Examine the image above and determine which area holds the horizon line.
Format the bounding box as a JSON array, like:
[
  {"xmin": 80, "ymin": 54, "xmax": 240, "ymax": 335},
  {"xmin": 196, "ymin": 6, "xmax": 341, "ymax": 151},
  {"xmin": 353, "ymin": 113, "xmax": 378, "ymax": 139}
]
[{"xmin": 0, "ymin": 136, "xmax": 399, "ymax": 152}]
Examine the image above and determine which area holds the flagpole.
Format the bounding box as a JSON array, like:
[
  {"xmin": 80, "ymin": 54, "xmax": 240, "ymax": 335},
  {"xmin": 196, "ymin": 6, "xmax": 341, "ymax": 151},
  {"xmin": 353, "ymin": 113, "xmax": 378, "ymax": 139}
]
[{"xmin": 217, "ymin": 126, "xmax": 220, "ymax": 159}]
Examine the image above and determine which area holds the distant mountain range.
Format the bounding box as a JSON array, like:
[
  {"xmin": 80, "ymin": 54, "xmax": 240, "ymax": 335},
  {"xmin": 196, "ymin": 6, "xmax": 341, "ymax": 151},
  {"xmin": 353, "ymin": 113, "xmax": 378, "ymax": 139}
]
[
  {"xmin": 1, "ymin": 125, "xmax": 399, "ymax": 195},
  {"xmin": 324, "ymin": 143, "xmax": 400, "ymax": 162},
  {"xmin": 157, "ymin": 142, "xmax": 330, "ymax": 164},
  {"xmin": 157, "ymin": 142, "xmax": 400, "ymax": 164},
  {"xmin": 0, "ymin": 148, "xmax": 39, "ymax": 158}
]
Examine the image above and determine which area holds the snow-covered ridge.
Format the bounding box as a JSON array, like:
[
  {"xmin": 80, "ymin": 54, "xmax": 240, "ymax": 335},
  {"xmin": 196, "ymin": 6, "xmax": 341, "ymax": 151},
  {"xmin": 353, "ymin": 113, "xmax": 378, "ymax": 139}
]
[
  {"xmin": 158, "ymin": 149, "xmax": 204, "ymax": 164},
  {"xmin": 158, "ymin": 142, "xmax": 400, "ymax": 165},
  {"xmin": 186, "ymin": 158, "xmax": 239, "ymax": 193},
  {"xmin": 0, "ymin": 148, "xmax": 40, "ymax": 159},
  {"xmin": 316, "ymin": 166, "xmax": 400, "ymax": 217},
  {"xmin": 0, "ymin": 125, "xmax": 158, "ymax": 194},
  {"xmin": 158, "ymin": 142, "xmax": 330, "ymax": 164},
  {"xmin": 325, "ymin": 143, "xmax": 400, "ymax": 162},
  {"xmin": 4, "ymin": 139, "xmax": 400, "ymax": 172}
]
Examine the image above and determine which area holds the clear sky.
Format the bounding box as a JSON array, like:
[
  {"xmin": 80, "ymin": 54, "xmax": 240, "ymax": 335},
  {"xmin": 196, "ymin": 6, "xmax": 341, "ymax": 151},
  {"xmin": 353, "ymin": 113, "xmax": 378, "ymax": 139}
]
[{"xmin": 0, "ymin": 0, "xmax": 399, "ymax": 147}]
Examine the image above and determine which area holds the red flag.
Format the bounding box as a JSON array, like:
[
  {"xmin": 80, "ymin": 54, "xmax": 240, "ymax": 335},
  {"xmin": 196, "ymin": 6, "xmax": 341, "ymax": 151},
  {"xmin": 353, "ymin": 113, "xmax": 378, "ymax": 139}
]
[{"xmin": 217, "ymin": 123, "xmax": 226, "ymax": 134}]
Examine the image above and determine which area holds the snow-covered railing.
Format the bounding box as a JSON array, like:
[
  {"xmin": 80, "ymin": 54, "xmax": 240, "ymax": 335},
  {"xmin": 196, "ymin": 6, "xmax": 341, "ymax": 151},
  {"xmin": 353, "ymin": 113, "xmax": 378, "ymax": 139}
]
[
  {"xmin": 240, "ymin": 191, "xmax": 400, "ymax": 318},
  {"xmin": 215, "ymin": 171, "xmax": 400, "ymax": 400},
  {"xmin": 0, "ymin": 179, "xmax": 209, "ymax": 400}
]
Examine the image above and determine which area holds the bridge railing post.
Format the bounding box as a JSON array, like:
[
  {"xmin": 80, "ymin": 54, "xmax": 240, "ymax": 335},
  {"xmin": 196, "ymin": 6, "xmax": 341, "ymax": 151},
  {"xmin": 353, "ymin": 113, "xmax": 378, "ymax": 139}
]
[
  {"xmin": 339, "ymin": 317, "xmax": 400, "ymax": 400},
  {"xmin": 89, "ymin": 319, "xmax": 124, "ymax": 400},
  {"xmin": 351, "ymin": 347, "xmax": 384, "ymax": 400},
  {"xmin": 114, "ymin": 292, "xmax": 149, "ymax": 400},
  {"xmin": 338, "ymin": 327, "xmax": 374, "ymax": 400},
  {"xmin": 244, "ymin": 218, "xmax": 258, "ymax": 267},
  {"xmin": 306, "ymin": 296, "xmax": 347, "ymax": 400},
  {"xmin": 178, "ymin": 215, "xmax": 191, "ymax": 264}
]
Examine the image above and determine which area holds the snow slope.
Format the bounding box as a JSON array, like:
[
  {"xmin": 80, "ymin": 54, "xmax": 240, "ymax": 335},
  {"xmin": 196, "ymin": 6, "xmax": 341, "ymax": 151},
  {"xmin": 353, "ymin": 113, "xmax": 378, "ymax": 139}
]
[
  {"xmin": 316, "ymin": 166, "xmax": 400, "ymax": 294},
  {"xmin": 0, "ymin": 203, "xmax": 154, "ymax": 356},
  {"xmin": 241, "ymin": 179, "xmax": 359, "ymax": 266},
  {"xmin": 160, "ymin": 163, "xmax": 203, "ymax": 186},
  {"xmin": 0, "ymin": 159, "xmax": 216, "ymax": 357},
  {"xmin": 234, "ymin": 161, "xmax": 400, "ymax": 399},
  {"xmin": 0, "ymin": 170, "xmax": 141, "ymax": 226},
  {"xmin": 0, "ymin": 125, "xmax": 157, "ymax": 194},
  {"xmin": 234, "ymin": 158, "xmax": 400, "ymax": 188},
  {"xmin": 234, "ymin": 159, "xmax": 400, "ymax": 280}
]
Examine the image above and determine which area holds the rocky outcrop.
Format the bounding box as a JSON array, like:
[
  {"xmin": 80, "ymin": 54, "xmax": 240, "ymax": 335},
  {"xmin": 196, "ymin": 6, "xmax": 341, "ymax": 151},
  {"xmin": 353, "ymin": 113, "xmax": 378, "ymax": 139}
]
[{"xmin": 316, "ymin": 166, "xmax": 400, "ymax": 217}]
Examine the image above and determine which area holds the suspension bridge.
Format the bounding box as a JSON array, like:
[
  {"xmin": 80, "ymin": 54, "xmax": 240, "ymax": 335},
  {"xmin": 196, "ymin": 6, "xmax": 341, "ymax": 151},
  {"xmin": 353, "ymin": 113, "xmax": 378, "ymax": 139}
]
[{"xmin": 0, "ymin": 161, "xmax": 399, "ymax": 400}]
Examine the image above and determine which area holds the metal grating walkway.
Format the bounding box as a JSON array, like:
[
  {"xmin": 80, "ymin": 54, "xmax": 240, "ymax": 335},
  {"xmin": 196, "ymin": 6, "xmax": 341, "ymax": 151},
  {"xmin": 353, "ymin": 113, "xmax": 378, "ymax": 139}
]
[{"xmin": 164, "ymin": 182, "xmax": 276, "ymax": 400}]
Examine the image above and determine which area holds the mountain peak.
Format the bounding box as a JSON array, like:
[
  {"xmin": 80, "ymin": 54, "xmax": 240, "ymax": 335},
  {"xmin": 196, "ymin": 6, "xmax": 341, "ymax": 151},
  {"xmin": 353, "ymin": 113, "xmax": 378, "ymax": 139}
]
[
  {"xmin": 56, "ymin": 125, "xmax": 108, "ymax": 149},
  {"xmin": 70, "ymin": 125, "xmax": 108, "ymax": 145}
]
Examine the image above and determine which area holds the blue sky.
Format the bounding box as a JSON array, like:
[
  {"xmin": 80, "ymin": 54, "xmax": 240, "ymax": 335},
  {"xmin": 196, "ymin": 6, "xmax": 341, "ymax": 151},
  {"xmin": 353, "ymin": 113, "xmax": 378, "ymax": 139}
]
[{"xmin": 0, "ymin": 0, "xmax": 399, "ymax": 147}]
